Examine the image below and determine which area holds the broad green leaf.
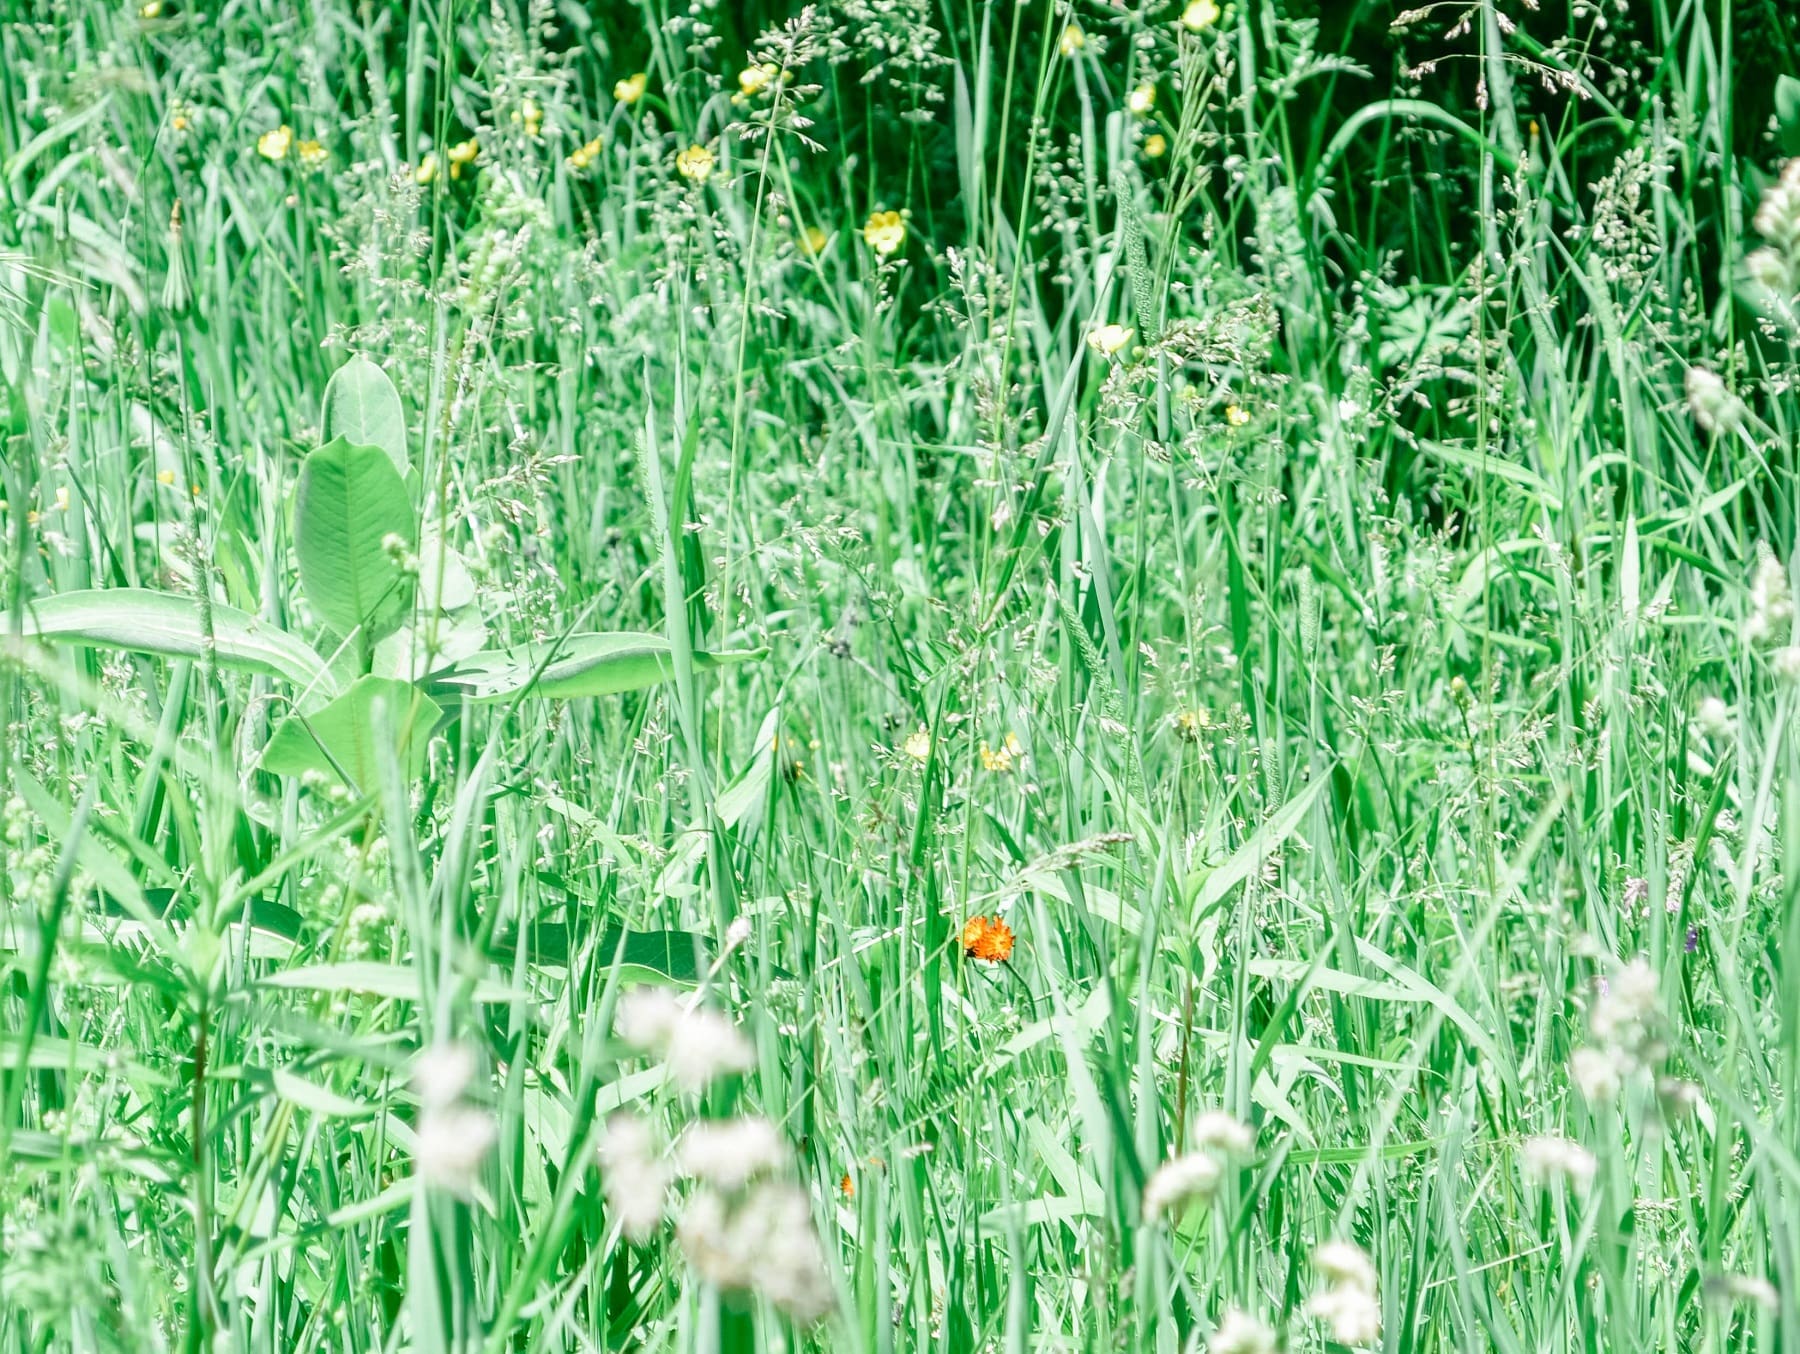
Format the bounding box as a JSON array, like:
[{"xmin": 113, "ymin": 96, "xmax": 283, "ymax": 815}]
[
  {"xmin": 2, "ymin": 588, "xmax": 334, "ymax": 695},
  {"xmin": 260, "ymin": 962, "xmax": 518, "ymax": 1003},
  {"xmin": 293, "ymin": 437, "xmax": 415, "ymax": 642},
  {"xmin": 428, "ymin": 632, "xmax": 765, "ymax": 703},
  {"xmin": 1778, "ymin": 75, "xmax": 1800, "ymax": 155},
  {"xmin": 261, "ymin": 674, "xmax": 441, "ymax": 788},
  {"xmin": 321, "ymin": 354, "xmax": 408, "ymax": 472}
]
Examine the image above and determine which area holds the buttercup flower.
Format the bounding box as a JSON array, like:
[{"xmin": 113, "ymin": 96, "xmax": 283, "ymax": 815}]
[
  {"xmin": 448, "ymin": 137, "xmax": 480, "ymax": 177},
  {"xmin": 802, "ymin": 226, "xmax": 829, "ymax": 255},
  {"xmin": 1086, "ymin": 323, "xmax": 1135, "ymax": 356},
  {"xmin": 1144, "ymin": 133, "xmax": 1168, "ymax": 158},
  {"xmin": 737, "ymin": 62, "xmax": 780, "ymax": 99},
  {"xmin": 414, "ymin": 152, "xmax": 438, "ymax": 185},
  {"xmin": 1182, "ymin": 0, "xmax": 1222, "ymax": 29},
  {"xmin": 257, "ymin": 125, "xmax": 293, "ymax": 161},
  {"xmin": 296, "ymin": 139, "xmax": 328, "ymax": 169},
  {"xmin": 863, "ymin": 210, "xmax": 906, "ymax": 257},
  {"xmin": 902, "ymin": 728, "xmax": 931, "ymax": 761},
  {"xmin": 1059, "ymin": 24, "xmax": 1085, "ymax": 57},
  {"xmin": 676, "ymin": 144, "xmax": 715, "ymax": 182},
  {"xmin": 1128, "ymin": 84, "xmax": 1156, "ymax": 115},
  {"xmin": 1225, "ymin": 403, "xmax": 1251, "ymax": 426},
  {"xmin": 615, "ymin": 72, "xmax": 648, "ymax": 105},
  {"xmin": 566, "ymin": 136, "xmax": 603, "ymax": 171}
]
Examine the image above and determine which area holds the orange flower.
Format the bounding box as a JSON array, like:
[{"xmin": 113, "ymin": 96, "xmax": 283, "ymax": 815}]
[
  {"xmin": 960, "ymin": 915, "xmax": 1015, "ymax": 964},
  {"xmin": 839, "ymin": 1173, "xmax": 855, "ymax": 1198}
]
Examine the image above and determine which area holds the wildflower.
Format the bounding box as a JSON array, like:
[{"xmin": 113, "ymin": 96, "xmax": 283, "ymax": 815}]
[
  {"xmin": 862, "ymin": 210, "xmax": 906, "ymax": 257},
  {"xmin": 171, "ymin": 110, "xmax": 190, "ymax": 133},
  {"xmin": 1775, "ymin": 645, "xmax": 1800, "ymax": 683},
  {"xmin": 801, "ymin": 225, "xmax": 830, "ymax": 256},
  {"xmin": 1745, "ymin": 548, "xmax": 1794, "ymax": 644},
  {"xmin": 1752, "ymin": 158, "xmax": 1800, "ymax": 250},
  {"xmin": 1590, "ymin": 957, "xmax": 1660, "ymax": 1058},
  {"xmin": 979, "ymin": 731, "xmax": 1020, "ymax": 772},
  {"xmin": 1173, "ymin": 708, "xmax": 1208, "ymax": 741},
  {"xmin": 156, "ymin": 469, "xmax": 176, "ymax": 486},
  {"xmin": 414, "ymin": 1104, "xmax": 498, "ymax": 1197},
  {"xmin": 1569, "ymin": 1047, "xmax": 1621, "ymax": 1104},
  {"xmin": 412, "ymin": 1042, "xmax": 479, "ymax": 1110},
  {"xmin": 414, "ymin": 152, "xmax": 439, "ymax": 185},
  {"xmin": 1142, "ymin": 1151, "xmax": 1223, "ymax": 1219},
  {"xmin": 1208, "ymin": 1310, "xmax": 1278, "ymax": 1354},
  {"xmin": 677, "ymin": 1183, "xmax": 835, "ymax": 1323},
  {"xmin": 615, "ymin": 72, "xmax": 648, "ymax": 105},
  {"xmin": 960, "ymin": 915, "xmax": 1015, "ymax": 964},
  {"xmin": 1312, "ymin": 1241, "xmax": 1377, "ymax": 1293},
  {"xmin": 1059, "ymin": 24, "xmax": 1085, "ymax": 57},
  {"xmin": 737, "ymin": 62, "xmax": 780, "ymax": 100},
  {"xmin": 52, "ymin": 486, "xmax": 70, "ymax": 513},
  {"xmin": 257, "ymin": 125, "xmax": 293, "ymax": 161},
  {"xmin": 1621, "ymin": 875, "xmax": 1649, "ymax": 915},
  {"xmin": 1225, "ymin": 403, "xmax": 1251, "ymax": 426},
  {"xmin": 1306, "ymin": 1283, "xmax": 1381, "ymax": 1347},
  {"xmin": 1086, "ymin": 322, "xmax": 1134, "ymax": 356},
  {"xmin": 598, "ymin": 1113, "xmax": 669, "ymax": 1242},
  {"xmin": 566, "ymin": 136, "xmax": 603, "ymax": 171},
  {"xmin": 615, "ymin": 987, "xmax": 755, "ymax": 1091},
  {"xmin": 1521, "ymin": 1135, "xmax": 1597, "ymax": 1191},
  {"xmin": 677, "ymin": 1117, "xmax": 790, "ymax": 1192},
  {"xmin": 1128, "ymin": 84, "xmax": 1157, "ymax": 116},
  {"xmin": 676, "ymin": 143, "xmax": 715, "ymax": 182},
  {"xmin": 1190, "ymin": 1110, "xmax": 1255, "ymax": 1156},
  {"xmin": 839, "ymin": 1173, "xmax": 855, "ymax": 1198},
  {"xmin": 902, "ymin": 728, "xmax": 931, "ymax": 761},
  {"xmin": 1144, "ymin": 132, "xmax": 1168, "ymax": 158},
  {"xmin": 513, "ymin": 97, "xmax": 543, "ymax": 138},
  {"xmin": 448, "ymin": 137, "xmax": 479, "ymax": 177},
  {"xmin": 1685, "ymin": 367, "xmax": 1744, "ymax": 437},
  {"xmin": 1695, "ymin": 696, "xmax": 1731, "ymax": 735},
  {"xmin": 1181, "ymin": 0, "xmax": 1222, "ymax": 29},
  {"xmin": 724, "ymin": 916, "xmax": 753, "ymax": 951},
  {"xmin": 295, "ymin": 138, "xmax": 328, "ymax": 169},
  {"xmin": 139, "ymin": 0, "xmax": 162, "ymax": 15}
]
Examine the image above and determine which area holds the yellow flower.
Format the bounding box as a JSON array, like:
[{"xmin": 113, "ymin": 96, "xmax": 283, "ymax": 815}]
[
  {"xmin": 139, "ymin": 1, "xmax": 162, "ymax": 17},
  {"xmin": 1086, "ymin": 323, "xmax": 1135, "ymax": 356},
  {"xmin": 1059, "ymin": 24, "xmax": 1085, "ymax": 57},
  {"xmin": 902, "ymin": 728, "xmax": 931, "ymax": 761},
  {"xmin": 1225, "ymin": 403, "xmax": 1251, "ymax": 426},
  {"xmin": 566, "ymin": 136, "xmax": 603, "ymax": 171},
  {"xmin": 801, "ymin": 225, "xmax": 829, "ymax": 255},
  {"xmin": 296, "ymin": 139, "xmax": 328, "ymax": 169},
  {"xmin": 1173, "ymin": 708, "xmax": 1209, "ymax": 741},
  {"xmin": 979, "ymin": 732, "xmax": 1023, "ymax": 774},
  {"xmin": 448, "ymin": 137, "xmax": 479, "ymax": 177},
  {"xmin": 172, "ymin": 111, "xmax": 190, "ymax": 133},
  {"xmin": 1181, "ymin": 0, "xmax": 1221, "ymax": 29},
  {"xmin": 257, "ymin": 125, "xmax": 293, "ymax": 161},
  {"xmin": 414, "ymin": 152, "xmax": 439, "ymax": 185},
  {"xmin": 156, "ymin": 469, "xmax": 176, "ymax": 486},
  {"xmin": 675, "ymin": 143, "xmax": 715, "ymax": 182},
  {"xmin": 615, "ymin": 72, "xmax": 648, "ymax": 105},
  {"xmin": 1128, "ymin": 84, "xmax": 1156, "ymax": 116},
  {"xmin": 862, "ymin": 209, "xmax": 906, "ymax": 257},
  {"xmin": 1144, "ymin": 132, "xmax": 1168, "ymax": 159},
  {"xmin": 737, "ymin": 62, "xmax": 779, "ymax": 98}
]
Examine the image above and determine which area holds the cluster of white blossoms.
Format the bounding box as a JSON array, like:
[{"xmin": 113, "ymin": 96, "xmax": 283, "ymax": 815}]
[
  {"xmin": 1568, "ymin": 955, "xmax": 1679, "ymax": 1114},
  {"xmin": 1141, "ymin": 1110, "xmax": 1255, "ymax": 1221},
  {"xmin": 1305, "ymin": 1241, "xmax": 1381, "ymax": 1347},
  {"xmin": 1745, "ymin": 158, "xmax": 1800, "ymax": 323},
  {"xmin": 411, "ymin": 1042, "xmax": 497, "ymax": 1199},
  {"xmin": 601, "ymin": 990, "xmax": 835, "ymax": 1323},
  {"xmin": 1743, "ymin": 546, "xmax": 1795, "ymax": 648},
  {"xmin": 616, "ymin": 986, "xmax": 756, "ymax": 1091},
  {"xmin": 1206, "ymin": 1307, "xmax": 1278, "ymax": 1354},
  {"xmin": 1521, "ymin": 1135, "xmax": 1598, "ymax": 1192}
]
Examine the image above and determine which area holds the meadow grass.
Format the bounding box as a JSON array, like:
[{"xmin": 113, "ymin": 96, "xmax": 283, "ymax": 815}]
[{"xmin": 2, "ymin": 0, "xmax": 1799, "ymax": 1350}]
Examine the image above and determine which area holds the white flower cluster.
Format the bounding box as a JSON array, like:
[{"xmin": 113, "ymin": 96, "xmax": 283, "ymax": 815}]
[
  {"xmin": 1744, "ymin": 547, "xmax": 1795, "ymax": 647},
  {"xmin": 1305, "ymin": 1241, "xmax": 1381, "ymax": 1347},
  {"xmin": 1141, "ymin": 1110, "xmax": 1255, "ymax": 1221},
  {"xmin": 1207, "ymin": 1307, "xmax": 1278, "ymax": 1354},
  {"xmin": 616, "ymin": 987, "xmax": 755, "ymax": 1091},
  {"xmin": 1521, "ymin": 1135, "xmax": 1598, "ymax": 1192},
  {"xmin": 411, "ymin": 1042, "xmax": 497, "ymax": 1199}
]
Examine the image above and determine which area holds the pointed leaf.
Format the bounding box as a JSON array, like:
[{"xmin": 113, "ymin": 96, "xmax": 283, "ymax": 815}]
[
  {"xmin": 321, "ymin": 355, "xmax": 408, "ymax": 473},
  {"xmin": 293, "ymin": 437, "xmax": 415, "ymax": 642},
  {"xmin": 427, "ymin": 632, "xmax": 765, "ymax": 703},
  {"xmin": 261, "ymin": 674, "xmax": 440, "ymax": 788},
  {"xmin": 3, "ymin": 588, "xmax": 334, "ymax": 695}
]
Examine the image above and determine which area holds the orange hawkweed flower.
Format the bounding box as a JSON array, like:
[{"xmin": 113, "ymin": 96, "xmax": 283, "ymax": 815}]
[
  {"xmin": 839, "ymin": 1173, "xmax": 855, "ymax": 1198},
  {"xmin": 960, "ymin": 915, "xmax": 1015, "ymax": 964}
]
